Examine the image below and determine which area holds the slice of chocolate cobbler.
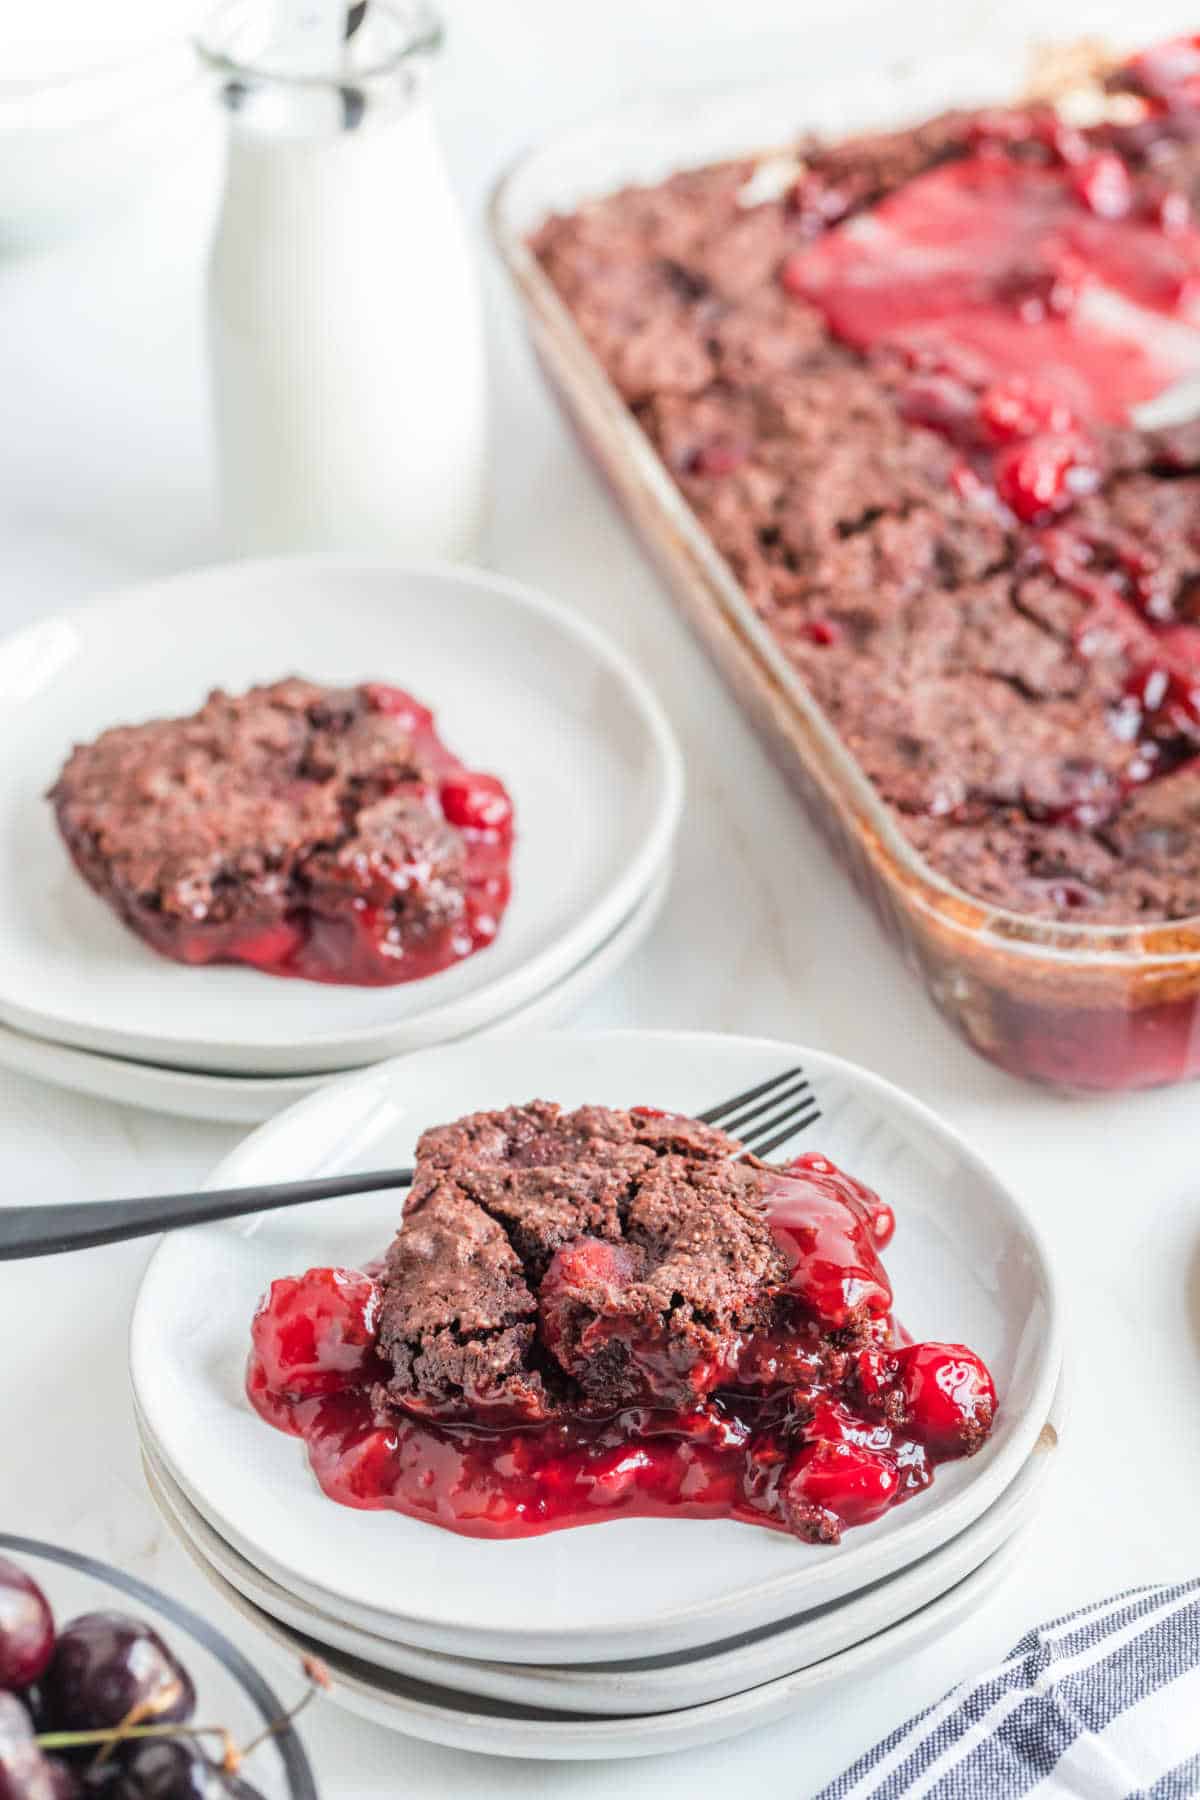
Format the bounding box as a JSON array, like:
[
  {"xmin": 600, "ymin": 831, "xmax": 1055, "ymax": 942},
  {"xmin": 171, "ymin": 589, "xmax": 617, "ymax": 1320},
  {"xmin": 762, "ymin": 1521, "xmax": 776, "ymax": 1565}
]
[
  {"xmin": 49, "ymin": 678, "xmax": 513, "ymax": 986},
  {"xmin": 375, "ymin": 1101, "xmax": 785, "ymax": 1422},
  {"xmin": 249, "ymin": 1101, "xmax": 999, "ymax": 1544}
]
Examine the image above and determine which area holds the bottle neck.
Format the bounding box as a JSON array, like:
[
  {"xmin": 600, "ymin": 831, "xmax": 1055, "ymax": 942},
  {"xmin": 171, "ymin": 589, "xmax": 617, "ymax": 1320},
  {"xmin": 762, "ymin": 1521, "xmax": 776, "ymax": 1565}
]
[{"xmin": 199, "ymin": 0, "xmax": 442, "ymax": 140}]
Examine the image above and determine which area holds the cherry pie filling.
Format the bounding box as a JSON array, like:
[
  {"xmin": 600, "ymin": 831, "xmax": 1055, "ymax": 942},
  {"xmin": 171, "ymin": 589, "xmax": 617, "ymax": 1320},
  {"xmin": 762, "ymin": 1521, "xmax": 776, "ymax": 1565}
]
[{"xmin": 247, "ymin": 1152, "xmax": 997, "ymax": 1542}]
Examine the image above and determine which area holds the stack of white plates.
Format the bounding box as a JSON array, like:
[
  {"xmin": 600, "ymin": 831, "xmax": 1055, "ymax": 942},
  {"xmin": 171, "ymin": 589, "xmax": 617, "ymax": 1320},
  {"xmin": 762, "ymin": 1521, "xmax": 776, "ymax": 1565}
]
[
  {"xmin": 0, "ymin": 560, "xmax": 682, "ymax": 1122},
  {"xmin": 130, "ymin": 1031, "xmax": 1064, "ymax": 1761}
]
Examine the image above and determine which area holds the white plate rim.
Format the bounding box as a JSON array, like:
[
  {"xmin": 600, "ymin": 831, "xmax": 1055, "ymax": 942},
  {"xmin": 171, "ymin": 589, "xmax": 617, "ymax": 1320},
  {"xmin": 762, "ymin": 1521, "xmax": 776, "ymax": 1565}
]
[
  {"xmin": 130, "ymin": 1030, "xmax": 1063, "ymax": 1660},
  {"xmin": 0, "ymin": 555, "xmax": 684, "ymax": 1070},
  {"xmin": 0, "ymin": 860, "xmax": 671, "ymax": 1125},
  {"xmin": 142, "ymin": 1460, "xmax": 1031, "ymax": 1762},
  {"xmin": 137, "ymin": 1373, "xmax": 1063, "ymax": 1716}
]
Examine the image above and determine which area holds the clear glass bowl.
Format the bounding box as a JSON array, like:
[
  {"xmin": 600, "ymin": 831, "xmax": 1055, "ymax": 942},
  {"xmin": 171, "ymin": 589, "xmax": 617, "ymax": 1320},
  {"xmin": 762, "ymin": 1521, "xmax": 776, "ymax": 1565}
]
[
  {"xmin": 0, "ymin": 1532, "xmax": 318, "ymax": 1799},
  {"xmin": 491, "ymin": 43, "xmax": 1200, "ymax": 1093}
]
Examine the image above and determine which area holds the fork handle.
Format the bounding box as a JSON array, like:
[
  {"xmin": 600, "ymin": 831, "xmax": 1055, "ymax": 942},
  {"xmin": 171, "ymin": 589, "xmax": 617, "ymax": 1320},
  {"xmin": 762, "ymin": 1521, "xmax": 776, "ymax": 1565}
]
[{"xmin": 0, "ymin": 1167, "xmax": 415, "ymax": 1261}]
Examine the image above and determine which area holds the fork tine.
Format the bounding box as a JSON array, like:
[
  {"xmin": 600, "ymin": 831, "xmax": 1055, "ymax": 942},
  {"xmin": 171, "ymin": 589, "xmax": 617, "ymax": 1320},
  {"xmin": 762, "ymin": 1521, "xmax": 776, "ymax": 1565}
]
[
  {"xmin": 696, "ymin": 1066, "xmax": 805, "ymax": 1127},
  {"xmin": 721, "ymin": 1074, "xmax": 812, "ymax": 1138},
  {"xmin": 743, "ymin": 1102, "xmax": 823, "ymax": 1161}
]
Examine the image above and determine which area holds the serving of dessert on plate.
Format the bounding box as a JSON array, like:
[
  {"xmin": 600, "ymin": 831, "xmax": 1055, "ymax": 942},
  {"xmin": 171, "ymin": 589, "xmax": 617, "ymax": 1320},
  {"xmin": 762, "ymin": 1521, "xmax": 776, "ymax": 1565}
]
[
  {"xmin": 130, "ymin": 1030, "xmax": 1057, "ymax": 1734},
  {"xmin": 0, "ymin": 560, "xmax": 682, "ymax": 1079},
  {"xmin": 50, "ymin": 677, "xmax": 514, "ymax": 988},
  {"xmin": 248, "ymin": 1099, "xmax": 996, "ymax": 1545}
]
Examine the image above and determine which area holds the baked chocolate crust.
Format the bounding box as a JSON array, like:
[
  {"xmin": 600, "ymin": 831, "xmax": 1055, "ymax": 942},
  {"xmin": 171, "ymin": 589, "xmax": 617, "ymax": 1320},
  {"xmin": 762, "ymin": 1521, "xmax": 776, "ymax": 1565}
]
[{"xmin": 374, "ymin": 1101, "xmax": 789, "ymax": 1422}]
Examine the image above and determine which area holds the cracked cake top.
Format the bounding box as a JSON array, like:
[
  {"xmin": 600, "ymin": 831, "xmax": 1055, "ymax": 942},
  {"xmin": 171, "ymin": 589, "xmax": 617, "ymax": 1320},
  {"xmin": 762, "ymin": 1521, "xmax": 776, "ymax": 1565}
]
[{"xmin": 374, "ymin": 1100, "xmax": 790, "ymax": 1423}]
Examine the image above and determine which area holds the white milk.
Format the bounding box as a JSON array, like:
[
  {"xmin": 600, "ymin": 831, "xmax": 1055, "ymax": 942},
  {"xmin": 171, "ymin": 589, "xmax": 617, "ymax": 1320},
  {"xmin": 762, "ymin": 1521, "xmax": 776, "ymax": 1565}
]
[{"xmin": 207, "ymin": 31, "xmax": 487, "ymax": 559}]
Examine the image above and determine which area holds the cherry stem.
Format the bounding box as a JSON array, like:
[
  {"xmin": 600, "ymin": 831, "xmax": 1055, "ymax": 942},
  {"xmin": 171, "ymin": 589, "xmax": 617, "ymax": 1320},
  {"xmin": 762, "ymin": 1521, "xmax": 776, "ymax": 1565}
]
[
  {"xmin": 36, "ymin": 1721, "xmax": 237, "ymax": 1763},
  {"xmin": 237, "ymin": 1659, "xmax": 328, "ymax": 1762},
  {"xmin": 35, "ymin": 1657, "xmax": 327, "ymax": 1776}
]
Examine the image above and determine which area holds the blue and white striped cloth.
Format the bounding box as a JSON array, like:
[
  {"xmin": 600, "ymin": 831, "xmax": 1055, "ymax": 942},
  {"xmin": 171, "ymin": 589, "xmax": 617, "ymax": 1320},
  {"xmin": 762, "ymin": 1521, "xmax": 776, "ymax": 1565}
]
[{"xmin": 819, "ymin": 1580, "xmax": 1200, "ymax": 1798}]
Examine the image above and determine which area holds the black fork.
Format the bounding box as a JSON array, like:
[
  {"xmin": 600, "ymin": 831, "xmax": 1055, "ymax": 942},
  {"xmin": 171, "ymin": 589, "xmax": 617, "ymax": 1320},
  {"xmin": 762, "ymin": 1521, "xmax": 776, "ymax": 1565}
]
[{"xmin": 0, "ymin": 1068, "xmax": 820, "ymax": 1261}]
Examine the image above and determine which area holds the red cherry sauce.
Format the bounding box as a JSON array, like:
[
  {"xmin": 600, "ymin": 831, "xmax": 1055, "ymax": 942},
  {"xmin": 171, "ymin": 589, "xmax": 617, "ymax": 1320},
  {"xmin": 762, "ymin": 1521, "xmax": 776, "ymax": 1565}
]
[
  {"xmin": 247, "ymin": 1153, "xmax": 997, "ymax": 1543},
  {"xmin": 170, "ymin": 684, "xmax": 513, "ymax": 986},
  {"xmin": 781, "ymin": 149, "xmax": 1200, "ymax": 423}
]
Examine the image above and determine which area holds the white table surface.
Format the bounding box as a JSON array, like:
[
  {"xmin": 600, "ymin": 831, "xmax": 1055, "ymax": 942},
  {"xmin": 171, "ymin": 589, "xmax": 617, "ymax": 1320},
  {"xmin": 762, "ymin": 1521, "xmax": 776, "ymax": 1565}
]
[{"xmin": 3, "ymin": 2, "xmax": 1200, "ymax": 1793}]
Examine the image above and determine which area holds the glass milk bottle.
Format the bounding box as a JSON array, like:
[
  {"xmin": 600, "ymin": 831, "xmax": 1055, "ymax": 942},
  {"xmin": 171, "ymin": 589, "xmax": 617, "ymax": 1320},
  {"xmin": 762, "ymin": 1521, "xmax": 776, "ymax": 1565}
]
[{"xmin": 200, "ymin": 3, "xmax": 487, "ymax": 558}]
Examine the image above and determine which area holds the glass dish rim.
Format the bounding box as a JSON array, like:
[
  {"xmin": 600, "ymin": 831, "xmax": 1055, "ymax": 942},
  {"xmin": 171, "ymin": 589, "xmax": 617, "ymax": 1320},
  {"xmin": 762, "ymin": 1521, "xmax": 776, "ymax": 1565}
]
[
  {"xmin": 0, "ymin": 1530, "xmax": 319, "ymax": 1800},
  {"xmin": 489, "ymin": 57, "xmax": 1200, "ymax": 971}
]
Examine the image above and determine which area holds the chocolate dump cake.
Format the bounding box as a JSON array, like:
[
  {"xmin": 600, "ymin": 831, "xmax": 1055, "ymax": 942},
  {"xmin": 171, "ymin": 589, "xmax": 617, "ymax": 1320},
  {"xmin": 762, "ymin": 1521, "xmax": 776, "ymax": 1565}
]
[
  {"xmin": 249, "ymin": 1102, "xmax": 997, "ymax": 1543},
  {"xmin": 50, "ymin": 678, "xmax": 513, "ymax": 986},
  {"xmin": 532, "ymin": 38, "xmax": 1200, "ymax": 925}
]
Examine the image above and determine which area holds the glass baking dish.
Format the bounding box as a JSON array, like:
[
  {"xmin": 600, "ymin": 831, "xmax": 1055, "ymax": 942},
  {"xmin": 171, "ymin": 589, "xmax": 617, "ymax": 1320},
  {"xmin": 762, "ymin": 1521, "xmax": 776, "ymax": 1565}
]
[{"xmin": 491, "ymin": 41, "xmax": 1200, "ymax": 1093}]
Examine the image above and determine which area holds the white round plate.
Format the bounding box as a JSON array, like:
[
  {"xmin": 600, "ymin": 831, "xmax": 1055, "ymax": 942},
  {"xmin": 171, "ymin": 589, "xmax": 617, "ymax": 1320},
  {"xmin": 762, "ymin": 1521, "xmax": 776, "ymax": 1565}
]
[
  {"xmin": 139, "ymin": 1376, "xmax": 1062, "ymax": 1717},
  {"xmin": 139, "ymin": 1459, "xmax": 1030, "ymax": 1762},
  {"xmin": 130, "ymin": 1031, "xmax": 1061, "ymax": 1664},
  {"xmin": 0, "ymin": 863, "xmax": 669, "ymax": 1125},
  {"xmin": 0, "ymin": 557, "xmax": 682, "ymax": 1074}
]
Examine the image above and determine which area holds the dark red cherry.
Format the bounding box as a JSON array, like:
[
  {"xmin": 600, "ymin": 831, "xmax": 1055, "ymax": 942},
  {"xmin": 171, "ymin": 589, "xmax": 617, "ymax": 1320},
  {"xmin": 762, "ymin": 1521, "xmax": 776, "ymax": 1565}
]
[
  {"xmin": 0, "ymin": 1558, "xmax": 55, "ymax": 1689},
  {"xmin": 994, "ymin": 431, "xmax": 1097, "ymax": 523},
  {"xmin": 897, "ymin": 1342, "xmax": 997, "ymax": 1454},
  {"xmin": 538, "ymin": 1238, "xmax": 640, "ymax": 1375},
  {"xmin": 782, "ymin": 1436, "xmax": 899, "ymax": 1530},
  {"xmin": 439, "ymin": 774, "xmax": 513, "ymax": 837},
  {"xmin": 41, "ymin": 1765, "xmax": 77, "ymax": 1800},
  {"xmin": 86, "ymin": 1739, "xmax": 263, "ymax": 1799},
  {"xmin": 977, "ymin": 377, "xmax": 1074, "ymax": 446},
  {"xmin": 0, "ymin": 1691, "xmax": 57, "ymax": 1800},
  {"xmin": 803, "ymin": 617, "xmax": 842, "ymax": 647},
  {"xmin": 250, "ymin": 1268, "xmax": 381, "ymax": 1403},
  {"xmin": 41, "ymin": 1615, "xmax": 194, "ymax": 1734},
  {"xmin": 853, "ymin": 1344, "xmax": 902, "ymax": 1406}
]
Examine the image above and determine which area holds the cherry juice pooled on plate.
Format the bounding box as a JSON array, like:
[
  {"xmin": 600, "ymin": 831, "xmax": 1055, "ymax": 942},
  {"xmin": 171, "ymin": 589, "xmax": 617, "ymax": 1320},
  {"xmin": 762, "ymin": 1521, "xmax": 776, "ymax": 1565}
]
[
  {"xmin": 50, "ymin": 678, "xmax": 514, "ymax": 987},
  {"xmin": 247, "ymin": 1103, "xmax": 997, "ymax": 1543}
]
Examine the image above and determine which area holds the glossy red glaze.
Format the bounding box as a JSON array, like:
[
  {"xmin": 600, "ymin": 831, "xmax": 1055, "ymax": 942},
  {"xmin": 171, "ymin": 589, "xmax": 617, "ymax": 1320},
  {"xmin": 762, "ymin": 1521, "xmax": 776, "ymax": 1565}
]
[
  {"xmin": 764, "ymin": 1151, "xmax": 893, "ymax": 1328},
  {"xmin": 782, "ymin": 152, "xmax": 1200, "ymax": 422},
  {"xmin": 250, "ymin": 1268, "xmax": 384, "ymax": 1403},
  {"xmin": 150, "ymin": 684, "xmax": 514, "ymax": 987},
  {"xmin": 248, "ymin": 1157, "xmax": 997, "ymax": 1543}
]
